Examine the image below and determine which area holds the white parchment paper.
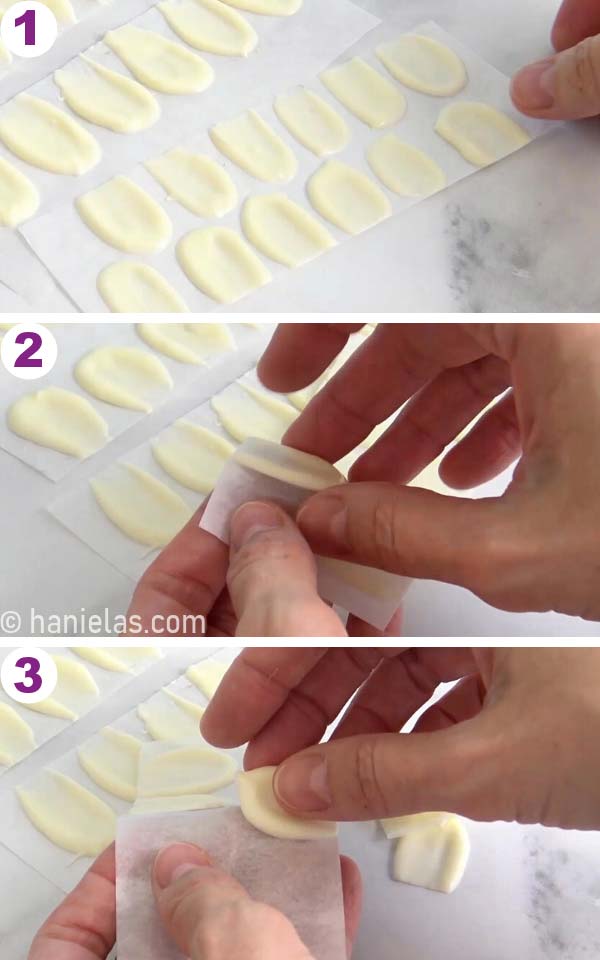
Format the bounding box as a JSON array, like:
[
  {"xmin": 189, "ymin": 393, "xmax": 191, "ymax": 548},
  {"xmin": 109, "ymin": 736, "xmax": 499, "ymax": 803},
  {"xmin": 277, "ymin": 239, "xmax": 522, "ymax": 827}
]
[
  {"xmin": 21, "ymin": 20, "xmax": 552, "ymax": 313},
  {"xmin": 201, "ymin": 447, "xmax": 410, "ymax": 630},
  {"xmin": 117, "ymin": 806, "xmax": 346, "ymax": 960}
]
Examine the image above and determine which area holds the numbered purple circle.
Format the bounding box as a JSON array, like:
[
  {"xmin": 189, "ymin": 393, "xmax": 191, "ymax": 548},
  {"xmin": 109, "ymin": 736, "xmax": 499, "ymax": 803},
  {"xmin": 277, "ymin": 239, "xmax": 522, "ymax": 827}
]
[
  {"xmin": 1, "ymin": 648, "xmax": 58, "ymax": 704},
  {"xmin": 1, "ymin": 1, "xmax": 58, "ymax": 59},
  {"xmin": 0, "ymin": 322, "xmax": 58, "ymax": 380}
]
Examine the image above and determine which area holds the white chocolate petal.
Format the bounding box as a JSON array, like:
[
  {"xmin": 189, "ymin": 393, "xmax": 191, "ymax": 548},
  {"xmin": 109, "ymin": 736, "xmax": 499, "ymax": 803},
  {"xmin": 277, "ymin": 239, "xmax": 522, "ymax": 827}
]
[
  {"xmin": 321, "ymin": 58, "xmax": 406, "ymax": 128},
  {"xmin": 0, "ymin": 157, "xmax": 39, "ymax": 227},
  {"xmin": 381, "ymin": 812, "xmax": 451, "ymax": 839},
  {"xmin": 233, "ymin": 438, "xmax": 344, "ymax": 491},
  {"xmin": 91, "ymin": 464, "xmax": 193, "ymax": 548},
  {"xmin": 186, "ymin": 660, "xmax": 229, "ymax": 699},
  {"xmin": 158, "ymin": 0, "xmax": 257, "ymax": 56},
  {"xmin": 78, "ymin": 728, "xmax": 142, "ymax": 801},
  {"xmin": 274, "ymin": 88, "xmax": 350, "ymax": 157},
  {"xmin": 18, "ymin": 655, "xmax": 99, "ymax": 722},
  {"xmin": 131, "ymin": 793, "xmax": 227, "ymax": 815},
  {"xmin": 152, "ymin": 421, "xmax": 235, "ymax": 493},
  {"xmin": 436, "ymin": 101, "xmax": 531, "ymax": 167},
  {"xmin": 138, "ymin": 694, "xmax": 205, "ymax": 742},
  {"xmin": 392, "ymin": 817, "xmax": 470, "ymax": 893},
  {"xmin": 0, "ymin": 704, "xmax": 35, "ymax": 767},
  {"xmin": 71, "ymin": 647, "xmax": 161, "ymax": 672},
  {"xmin": 146, "ymin": 148, "xmax": 238, "ymax": 217},
  {"xmin": 210, "ymin": 110, "xmax": 297, "ymax": 183},
  {"xmin": 307, "ymin": 159, "xmax": 391, "ymax": 234},
  {"xmin": 177, "ymin": 227, "xmax": 271, "ymax": 304},
  {"xmin": 376, "ymin": 34, "xmax": 467, "ymax": 96},
  {"xmin": 241, "ymin": 193, "xmax": 335, "ymax": 267},
  {"xmin": 7, "ymin": 387, "xmax": 109, "ymax": 459},
  {"xmin": 55, "ymin": 57, "xmax": 160, "ymax": 133},
  {"xmin": 18, "ymin": 771, "xmax": 116, "ymax": 856},
  {"xmin": 137, "ymin": 322, "xmax": 235, "ymax": 365},
  {"xmin": 212, "ymin": 383, "xmax": 296, "ymax": 442},
  {"xmin": 138, "ymin": 745, "xmax": 237, "ymax": 796},
  {"xmin": 97, "ymin": 261, "xmax": 189, "ymax": 313},
  {"xmin": 76, "ymin": 176, "xmax": 172, "ymax": 254},
  {"xmin": 74, "ymin": 346, "xmax": 173, "ymax": 413},
  {"xmin": 105, "ymin": 25, "xmax": 214, "ymax": 95},
  {"xmin": 367, "ymin": 134, "xmax": 446, "ymax": 197},
  {"xmin": 0, "ymin": 94, "xmax": 101, "ymax": 175},
  {"xmin": 164, "ymin": 689, "xmax": 206, "ymax": 720},
  {"xmin": 239, "ymin": 767, "xmax": 337, "ymax": 839}
]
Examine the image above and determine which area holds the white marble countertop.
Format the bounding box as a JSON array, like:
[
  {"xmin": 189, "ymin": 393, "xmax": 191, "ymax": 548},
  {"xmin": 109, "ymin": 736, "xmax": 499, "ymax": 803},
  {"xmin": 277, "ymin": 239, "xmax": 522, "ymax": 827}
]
[
  {"xmin": 2, "ymin": 0, "xmax": 599, "ymax": 313},
  {"xmin": 1, "ymin": 648, "xmax": 599, "ymax": 960}
]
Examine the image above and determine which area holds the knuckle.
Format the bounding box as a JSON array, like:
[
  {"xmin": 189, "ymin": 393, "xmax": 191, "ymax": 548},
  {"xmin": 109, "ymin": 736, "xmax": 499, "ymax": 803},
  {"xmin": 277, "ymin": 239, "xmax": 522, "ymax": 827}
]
[
  {"xmin": 353, "ymin": 738, "xmax": 390, "ymax": 816},
  {"xmin": 400, "ymin": 407, "xmax": 447, "ymax": 459},
  {"xmin": 369, "ymin": 495, "xmax": 404, "ymax": 567},
  {"xmin": 228, "ymin": 536, "xmax": 311, "ymax": 598},
  {"xmin": 570, "ymin": 37, "xmax": 600, "ymax": 103}
]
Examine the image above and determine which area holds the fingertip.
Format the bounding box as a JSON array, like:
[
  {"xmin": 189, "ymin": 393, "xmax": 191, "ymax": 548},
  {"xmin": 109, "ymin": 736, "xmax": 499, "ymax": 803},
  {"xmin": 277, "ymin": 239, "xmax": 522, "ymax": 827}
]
[
  {"xmin": 229, "ymin": 500, "xmax": 288, "ymax": 553},
  {"xmin": 153, "ymin": 843, "xmax": 212, "ymax": 891}
]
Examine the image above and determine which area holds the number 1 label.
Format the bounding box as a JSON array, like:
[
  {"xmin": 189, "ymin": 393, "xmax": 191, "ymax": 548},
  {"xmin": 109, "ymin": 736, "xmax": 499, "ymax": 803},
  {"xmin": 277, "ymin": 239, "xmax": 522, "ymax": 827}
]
[{"xmin": 0, "ymin": 1, "xmax": 57, "ymax": 58}]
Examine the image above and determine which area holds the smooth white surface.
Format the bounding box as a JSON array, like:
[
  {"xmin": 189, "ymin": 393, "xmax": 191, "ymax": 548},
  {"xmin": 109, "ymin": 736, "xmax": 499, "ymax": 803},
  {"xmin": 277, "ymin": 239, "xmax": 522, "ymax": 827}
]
[{"xmin": 0, "ymin": 649, "xmax": 599, "ymax": 959}]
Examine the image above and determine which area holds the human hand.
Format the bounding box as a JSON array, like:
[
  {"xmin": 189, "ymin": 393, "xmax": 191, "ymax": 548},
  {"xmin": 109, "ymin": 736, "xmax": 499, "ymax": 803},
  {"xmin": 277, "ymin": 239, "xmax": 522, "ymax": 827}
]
[
  {"xmin": 126, "ymin": 501, "xmax": 396, "ymax": 637},
  {"xmin": 152, "ymin": 843, "xmax": 362, "ymax": 960},
  {"xmin": 511, "ymin": 0, "xmax": 600, "ymax": 119},
  {"xmin": 258, "ymin": 323, "xmax": 600, "ymax": 621},
  {"xmin": 28, "ymin": 843, "xmax": 362, "ymax": 959},
  {"xmin": 202, "ymin": 647, "xmax": 600, "ymax": 832}
]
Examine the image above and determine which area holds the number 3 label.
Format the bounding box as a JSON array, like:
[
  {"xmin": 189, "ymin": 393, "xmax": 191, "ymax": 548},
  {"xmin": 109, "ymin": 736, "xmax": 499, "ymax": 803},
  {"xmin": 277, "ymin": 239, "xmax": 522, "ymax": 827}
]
[
  {"xmin": 1, "ymin": 648, "xmax": 58, "ymax": 704},
  {"xmin": 1, "ymin": 322, "xmax": 57, "ymax": 380},
  {"xmin": 0, "ymin": 1, "xmax": 57, "ymax": 59}
]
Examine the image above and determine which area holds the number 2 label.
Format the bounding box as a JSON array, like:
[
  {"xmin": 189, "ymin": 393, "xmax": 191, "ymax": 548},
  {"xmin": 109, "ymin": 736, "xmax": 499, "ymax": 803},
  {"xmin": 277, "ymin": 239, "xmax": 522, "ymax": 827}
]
[
  {"xmin": 0, "ymin": 323, "xmax": 57, "ymax": 380},
  {"xmin": 14, "ymin": 331, "xmax": 43, "ymax": 368}
]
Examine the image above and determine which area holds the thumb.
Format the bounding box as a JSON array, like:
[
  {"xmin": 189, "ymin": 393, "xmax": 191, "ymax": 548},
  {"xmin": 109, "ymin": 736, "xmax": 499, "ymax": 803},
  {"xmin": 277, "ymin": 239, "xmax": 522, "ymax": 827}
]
[
  {"xmin": 228, "ymin": 500, "xmax": 346, "ymax": 637},
  {"xmin": 296, "ymin": 482, "xmax": 513, "ymax": 601},
  {"xmin": 273, "ymin": 719, "xmax": 512, "ymax": 824},
  {"xmin": 511, "ymin": 34, "xmax": 600, "ymax": 119},
  {"xmin": 152, "ymin": 842, "xmax": 314, "ymax": 960}
]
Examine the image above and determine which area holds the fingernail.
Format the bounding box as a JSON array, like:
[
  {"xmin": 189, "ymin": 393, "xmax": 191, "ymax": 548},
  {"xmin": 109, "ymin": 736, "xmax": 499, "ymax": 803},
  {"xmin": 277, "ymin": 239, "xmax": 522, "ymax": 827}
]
[
  {"xmin": 274, "ymin": 752, "xmax": 331, "ymax": 813},
  {"xmin": 154, "ymin": 843, "xmax": 211, "ymax": 889},
  {"xmin": 230, "ymin": 501, "xmax": 284, "ymax": 551},
  {"xmin": 297, "ymin": 495, "xmax": 348, "ymax": 552},
  {"xmin": 511, "ymin": 57, "xmax": 555, "ymax": 110}
]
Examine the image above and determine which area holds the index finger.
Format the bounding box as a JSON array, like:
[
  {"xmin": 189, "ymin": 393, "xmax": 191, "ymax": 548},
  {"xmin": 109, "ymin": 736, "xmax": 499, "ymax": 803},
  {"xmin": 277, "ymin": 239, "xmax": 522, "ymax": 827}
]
[
  {"xmin": 552, "ymin": 0, "xmax": 600, "ymax": 50},
  {"xmin": 281, "ymin": 324, "xmax": 488, "ymax": 464},
  {"xmin": 201, "ymin": 648, "xmax": 329, "ymax": 747},
  {"xmin": 29, "ymin": 845, "xmax": 116, "ymax": 960},
  {"xmin": 258, "ymin": 323, "xmax": 364, "ymax": 392}
]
